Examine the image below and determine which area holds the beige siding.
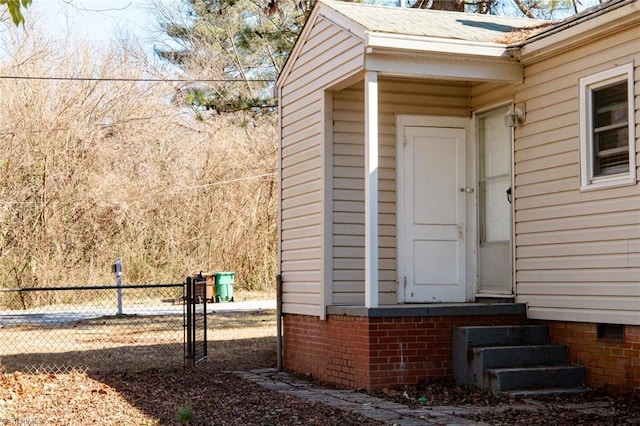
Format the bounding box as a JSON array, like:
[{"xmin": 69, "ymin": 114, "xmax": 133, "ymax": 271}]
[
  {"xmin": 331, "ymin": 79, "xmax": 470, "ymax": 305},
  {"xmin": 471, "ymin": 82, "xmax": 517, "ymax": 111},
  {"xmin": 513, "ymin": 26, "xmax": 640, "ymax": 325},
  {"xmin": 279, "ymin": 17, "xmax": 364, "ymax": 316}
]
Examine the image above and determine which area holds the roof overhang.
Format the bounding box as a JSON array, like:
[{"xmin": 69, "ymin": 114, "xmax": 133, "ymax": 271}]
[
  {"xmin": 364, "ymin": 32, "xmax": 522, "ymax": 83},
  {"xmin": 515, "ymin": 0, "xmax": 640, "ymax": 64},
  {"xmin": 279, "ymin": 0, "xmax": 640, "ymax": 90},
  {"xmin": 276, "ymin": 1, "xmax": 526, "ymax": 91}
]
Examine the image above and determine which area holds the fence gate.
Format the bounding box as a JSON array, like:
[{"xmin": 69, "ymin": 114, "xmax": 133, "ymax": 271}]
[{"xmin": 184, "ymin": 276, "xmax": 207, "ymax": 367}]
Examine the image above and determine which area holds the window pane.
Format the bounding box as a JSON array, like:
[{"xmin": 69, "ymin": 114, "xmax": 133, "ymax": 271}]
[
  {"xmin": 595, "ymin": 126, "xmax": 629, "ymax": 152},
  {"xmin": 479, "ymin": 114, "xmax": 510, "ymax": 178},
  {"xmin": 594, "ymin": 127, "xmax": 629, "ymax": 176},
  {"xmin": 592, "ymin": 81, "xmax": 628, "ymax": 177},
  {"xmin": 478, "ymin": 107, "xmax": 511, "ymax": 244},
  {"xmin": 481, "ymin": 177, "xmax": 511, "ymax": 243},
  {"xmin": 594, "ymin": 82, "xmax": 627, "ymax": 127}
]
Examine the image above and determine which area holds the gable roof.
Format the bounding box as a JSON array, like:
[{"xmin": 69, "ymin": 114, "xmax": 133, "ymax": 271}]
[
  {"xmin": 276, "ymin": 0, "xmax": 640, "ymax": 89},
  {"xmin": 322, "ymin": 0, "xmax": 549, "ymax": 44}
]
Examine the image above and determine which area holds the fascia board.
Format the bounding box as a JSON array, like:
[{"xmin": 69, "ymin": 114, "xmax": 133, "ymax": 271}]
[
  {"xmin": 518, "ymin": 1, "xmax": 640, "ymax": 64},
  {"xmin": 363, "ymin": 31, "xmax": 522, "ymax": 83},
  {"xmin": 365, "ymin": 53, "xmax": 523, "ymax": 83},
  {"xmin": 365, "ymin": 32, "xmax": 513, "ymax": 60},
  {"xmin": 318, "ymin": 6, "xmax": 368, "ymax": 40}
]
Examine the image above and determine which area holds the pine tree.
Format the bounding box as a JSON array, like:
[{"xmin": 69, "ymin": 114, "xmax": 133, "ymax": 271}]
[{"xmin": 156, "ymin": 0, "xmax": 312, "ymax": 114}]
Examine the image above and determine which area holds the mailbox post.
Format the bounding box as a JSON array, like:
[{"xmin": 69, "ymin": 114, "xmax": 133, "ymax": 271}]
[{"xmin": 113, "ymin": 258, "xmax": 123, "ymax": 315}]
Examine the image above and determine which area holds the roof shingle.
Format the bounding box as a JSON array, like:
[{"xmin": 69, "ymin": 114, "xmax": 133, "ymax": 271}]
[{"xmin": 323, "ymin": 0, "xmax": 551, "ymax": 43}]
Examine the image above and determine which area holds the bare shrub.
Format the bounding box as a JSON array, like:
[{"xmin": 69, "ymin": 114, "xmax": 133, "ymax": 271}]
[{"xmin": 0, "ymin": 18, "xmax": 277, "ymax": 303}]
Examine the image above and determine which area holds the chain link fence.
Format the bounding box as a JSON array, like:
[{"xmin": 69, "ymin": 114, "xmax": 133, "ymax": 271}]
[{"xmin": 0, "ymin": 284, "xmax": 185, "ymax": 374}]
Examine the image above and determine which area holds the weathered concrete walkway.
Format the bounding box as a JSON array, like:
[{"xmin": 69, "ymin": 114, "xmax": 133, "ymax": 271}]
[
  {"xmin": 236, "ymin": 368, "xmax": 624, "ymax": 425},
  {"xmin": 236, "ymin": 368, "xmax": 491, "ymax": 425}
]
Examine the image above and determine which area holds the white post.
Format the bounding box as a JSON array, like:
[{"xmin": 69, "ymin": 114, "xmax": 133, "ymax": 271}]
[
  {"xmin": 364, "ymin": 71, "xmax": 379, "ymax": 308},
  {"xmin": 113, "ymin": 258, "xmax": 123, "ymax": 315}
]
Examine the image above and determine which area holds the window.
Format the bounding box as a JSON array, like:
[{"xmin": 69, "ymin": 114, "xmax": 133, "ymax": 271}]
[
  {"xmin": 478, "ymin": 107, "xmax": 512, "ymax": 245},
  {"xmin": 579, "ymin": 63, "xmax": 636, "ymax": 189}
]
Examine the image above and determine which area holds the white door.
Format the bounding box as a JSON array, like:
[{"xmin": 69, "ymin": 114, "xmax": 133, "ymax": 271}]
[
  {"xmin": 400, "ymin": 125, "xmax": 467, "ymax": 303},
  {"xmin": 477, "ymin": 107, "xmax": 513, "ymax": 295}
]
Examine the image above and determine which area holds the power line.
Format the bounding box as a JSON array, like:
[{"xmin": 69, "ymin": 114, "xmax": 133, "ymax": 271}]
[
  {"xmin": 0, "ymin": 112, "xmax": 191, "ymax": 136},
  {"xmin": 184, "ymin": 173, "xmax": 276, "ymax": 190},
  {"xmin": 0, "ymin": 75, "xmax": 275, "ymax": 83}
]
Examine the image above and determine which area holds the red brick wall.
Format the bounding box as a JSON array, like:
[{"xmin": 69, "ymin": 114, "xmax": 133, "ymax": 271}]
[
  {"xmin": 285, "ymin": 314, "xmax": 640, "ymax": 393},
  {"xmin": 283, "ymin": 313, "xmax": 524, "ymax": 390},
  {"xmin": 543, "ymin": 321, "xmax": 640, "ymax": 394}
]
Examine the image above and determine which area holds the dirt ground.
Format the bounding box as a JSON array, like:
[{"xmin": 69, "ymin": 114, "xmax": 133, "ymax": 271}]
[
  {"xmin": 1, "ymin": 308, "xmax": 382, "ymax": 425},
  {"xmin": 372, "ymin": 378, "xmax": 640, "ymax": 425},
  {"xmin": 1, "ymin": 308, "xmax": 639, "ymax": 425},
  {"xmin": 0, "ymin": 339, "xmax": 381, "ymax": 425}
]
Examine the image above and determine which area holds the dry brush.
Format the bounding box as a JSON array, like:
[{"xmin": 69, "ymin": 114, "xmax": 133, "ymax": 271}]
[{"xmin": 0, "ymin": 21, "xmax": 277, "ymax": 305}]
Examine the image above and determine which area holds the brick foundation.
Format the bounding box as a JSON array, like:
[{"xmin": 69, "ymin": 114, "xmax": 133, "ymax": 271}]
[
  {"xmin": 283, "ymin": 312, "xmax": 524, "ymax": 390},
  {"xmin": 541, "ymin": 321, "xmax": 640, "ymax": 394}
]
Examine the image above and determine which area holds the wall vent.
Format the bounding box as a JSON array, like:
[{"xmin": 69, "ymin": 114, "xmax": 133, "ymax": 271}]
[{"xmin": 597, "ymin": 323, "xmax": 624, "ymax": 342}]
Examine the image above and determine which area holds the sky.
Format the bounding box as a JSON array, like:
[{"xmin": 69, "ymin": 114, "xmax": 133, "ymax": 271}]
[
  {"xmin": 29, "ymin": 0, "xmax": 604, "ymax": 49},
  {"xmin": 29, "ymin": 0, "xmax": 176, "ymax": 57}
]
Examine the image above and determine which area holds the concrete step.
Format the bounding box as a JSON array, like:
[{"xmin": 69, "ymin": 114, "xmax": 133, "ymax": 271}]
[
  {"xmin": 454, "ymin": 325, "xmax": 549, "ymax": 349},
  {"xmin": 507, "ymin": 387, "xmax": 590, "ymax": 397},
  {"xmin": 472, "ymin": 344, "xmax": 568, "ymax": 369},
  {"xmin": 453, "ymin": 325, "xmax": 552, "ymax": 387},
  {"xmin": 485, "ymin": 365, "xmax": 586, "ymax": 392},
  {"xmin": 463, "ymin": 344, "xmax": 568, "ymax": 388}
]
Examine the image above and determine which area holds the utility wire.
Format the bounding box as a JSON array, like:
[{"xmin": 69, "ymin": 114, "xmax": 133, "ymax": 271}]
[
  {"xmin": 0, "ymin": 75, "xmax": 275, "ymax": 83},
  {"xmin": 184, "ymin": 173, "xmax": 276, "ymax": 190},
  {"xmin": 0, "ymin": 112, "xmax": 193, "ymax": 136}
]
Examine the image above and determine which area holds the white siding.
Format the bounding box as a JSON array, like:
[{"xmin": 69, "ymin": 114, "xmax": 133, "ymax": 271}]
[
  {"xmin": 332, "ymin": 79, "xmax": 470, "ymax": 305},
  {"xmin": 513, "ymin": 26, "xmax": 640, "ymax": 325},
  {"xmin": 279, "ymin": 17, "xmax": 364, "ymax": 316}
]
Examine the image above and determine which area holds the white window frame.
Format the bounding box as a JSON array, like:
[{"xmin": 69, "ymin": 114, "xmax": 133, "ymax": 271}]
[{"xmin": 579, "ymin": 63, "xmax": 636, "ymax": 190}]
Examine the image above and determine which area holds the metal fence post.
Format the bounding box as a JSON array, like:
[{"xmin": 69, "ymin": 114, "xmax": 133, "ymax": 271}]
[
  {"xmin": 113, "ymin": 258, "xmax": 123, "ymax": 315},
  {"xmin": 185, "ymin": 276, "xmax": 194, "ymax": 366}
]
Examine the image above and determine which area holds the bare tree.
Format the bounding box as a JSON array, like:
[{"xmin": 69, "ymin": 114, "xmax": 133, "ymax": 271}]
[{"xmin": 0, "ymin": 16, "xmax": 278, "ymax": 297}]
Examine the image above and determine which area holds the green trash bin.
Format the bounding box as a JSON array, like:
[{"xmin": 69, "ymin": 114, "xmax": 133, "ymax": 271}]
[{"xmin": 214, "ymin": 272, "xmax": 235, "ymax": 302}]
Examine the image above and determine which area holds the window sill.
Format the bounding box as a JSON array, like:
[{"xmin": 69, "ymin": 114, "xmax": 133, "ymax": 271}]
[{"xmin": 580, "ymin": 174, "xmax": 637, "ymax": 192}]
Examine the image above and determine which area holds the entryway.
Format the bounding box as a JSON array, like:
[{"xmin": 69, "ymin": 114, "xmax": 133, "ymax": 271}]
[
  {"xmin": 397, "ymin": 110, "xmax": 514, "ymax": 303},
  {"xmin": 476, "ymin": 107, "xmax": 513, "ymax": 296}
]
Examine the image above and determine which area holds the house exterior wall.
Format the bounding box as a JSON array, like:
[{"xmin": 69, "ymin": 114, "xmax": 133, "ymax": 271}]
[
  {"xmin": 512, "ymin": 25, "xmax": 640, "ymax": 326},
  {"xmin": 279, "ymin": 0, "xmax": 639, "ymax": 394},
  {"xmin": 279, "ymin": 17, "xmax": 363, "ymax": 316},
  {"xmin": 331, "ymin": 79, "xmax": 470, "ymax": 306}
]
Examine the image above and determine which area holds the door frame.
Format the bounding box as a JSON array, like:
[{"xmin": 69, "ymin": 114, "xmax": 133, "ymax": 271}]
[
  {"xmin": 396, "ymin": 115, "xmax": 475, "ymax": 303},
  {"xmin": 472, "ymin": 103, "xmax": 516, "ymax": 298}
]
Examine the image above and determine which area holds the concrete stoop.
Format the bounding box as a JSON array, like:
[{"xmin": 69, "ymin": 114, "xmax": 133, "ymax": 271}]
[{"xmin": 453, "ymin": 325, "xmax": 586, "ymax": 395}]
